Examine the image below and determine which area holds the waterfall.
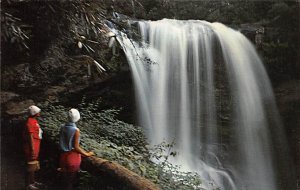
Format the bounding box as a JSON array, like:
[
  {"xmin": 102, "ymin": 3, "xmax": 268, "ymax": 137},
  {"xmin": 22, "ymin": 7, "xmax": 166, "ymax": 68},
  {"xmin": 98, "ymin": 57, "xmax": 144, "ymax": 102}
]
[{"xmin": 112, "ymin": 19, "xmax": 292, "ymax": 190}]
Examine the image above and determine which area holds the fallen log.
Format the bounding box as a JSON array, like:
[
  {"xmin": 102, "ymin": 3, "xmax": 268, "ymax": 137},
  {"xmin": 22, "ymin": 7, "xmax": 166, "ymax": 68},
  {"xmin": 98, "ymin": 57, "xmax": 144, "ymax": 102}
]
[{"xmin": 81, "ymin": 156, "xmax": 159, "ymax": 190}]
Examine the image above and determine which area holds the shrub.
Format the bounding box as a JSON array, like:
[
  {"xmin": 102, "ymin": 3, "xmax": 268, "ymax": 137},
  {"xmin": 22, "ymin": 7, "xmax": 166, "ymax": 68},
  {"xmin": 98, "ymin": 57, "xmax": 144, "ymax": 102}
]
[{"xmin": 38, "ymin": 99, "xmax": 207, "ymax": 189}]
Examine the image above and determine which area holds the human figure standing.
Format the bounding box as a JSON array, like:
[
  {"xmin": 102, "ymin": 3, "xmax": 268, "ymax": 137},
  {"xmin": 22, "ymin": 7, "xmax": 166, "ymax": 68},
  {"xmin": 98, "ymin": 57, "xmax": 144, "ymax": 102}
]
[
  {"xmin": 59, "ymin": 108, "xmax": 95, "ymax": 190},
  {"xmin": 23, "ymin": 105, "xmax": 43, "ymax": 190}
]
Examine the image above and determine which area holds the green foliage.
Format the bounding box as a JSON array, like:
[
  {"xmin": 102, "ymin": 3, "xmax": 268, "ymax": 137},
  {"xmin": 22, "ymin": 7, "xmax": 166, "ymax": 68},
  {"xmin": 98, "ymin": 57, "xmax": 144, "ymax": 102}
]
[
  {"xmin": 38, "ymin": 98, "xmax": 207, "ymax": 189},
  {"xmin": 76, "ymin": 97, "xmax": 148, "ymax": 153},
  {"xmin": 147, "ymin": 141, "xmax": 205, "ymax": 190},
  {"xmin": 39, "ymin": 101, "xmax": 149, "ymax": 170},
  {"xmin": 76, "ymin": 171, "xmax": 116, "ymax": 190},
  {"xmin": 267, "ymin": 2, "xmax": 290, "ymax": 19},
  {"xmin": 259, "ymin": 2, "xmax": 299, "ymax": 84}
]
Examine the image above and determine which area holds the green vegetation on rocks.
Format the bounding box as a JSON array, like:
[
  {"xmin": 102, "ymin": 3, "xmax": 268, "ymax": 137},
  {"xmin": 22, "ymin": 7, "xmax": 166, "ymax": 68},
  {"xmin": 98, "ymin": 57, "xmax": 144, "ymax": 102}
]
[{"xmin": 38, "ymin": 98, "xmax": 207, "ymax": 190}]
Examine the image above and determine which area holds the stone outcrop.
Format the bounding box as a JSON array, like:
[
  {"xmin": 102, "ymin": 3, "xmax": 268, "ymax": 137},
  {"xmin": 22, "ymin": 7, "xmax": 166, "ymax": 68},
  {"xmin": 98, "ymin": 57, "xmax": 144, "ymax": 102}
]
[{"xmin": 4, "ymin": 99, "xmax": 35, "ymax": 115}]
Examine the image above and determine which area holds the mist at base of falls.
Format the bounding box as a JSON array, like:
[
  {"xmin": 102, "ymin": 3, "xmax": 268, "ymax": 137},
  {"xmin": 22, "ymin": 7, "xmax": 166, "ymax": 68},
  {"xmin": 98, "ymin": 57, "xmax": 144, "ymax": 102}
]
[{"xmin": 112, "ymin": 19, "xmax": 294, "ymax": 190}]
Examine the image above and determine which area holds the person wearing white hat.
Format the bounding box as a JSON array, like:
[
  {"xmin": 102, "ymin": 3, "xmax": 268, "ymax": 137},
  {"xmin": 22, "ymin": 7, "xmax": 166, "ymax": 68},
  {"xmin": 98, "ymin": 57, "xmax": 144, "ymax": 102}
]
[
  {"xmin": 23, "ymin": 105, "xmax": 43, "ymax": 190},
  {"xmin": 59, "ymin": 108, "xmax": 94, "ymax": 190}
]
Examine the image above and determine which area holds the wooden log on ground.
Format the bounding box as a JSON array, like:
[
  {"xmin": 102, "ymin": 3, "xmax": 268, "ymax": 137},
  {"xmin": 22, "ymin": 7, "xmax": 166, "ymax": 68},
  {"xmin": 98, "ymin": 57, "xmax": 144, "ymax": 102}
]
[{"xmin": 81, "ymin": 156, "xmax": 160, "ymax": 190}]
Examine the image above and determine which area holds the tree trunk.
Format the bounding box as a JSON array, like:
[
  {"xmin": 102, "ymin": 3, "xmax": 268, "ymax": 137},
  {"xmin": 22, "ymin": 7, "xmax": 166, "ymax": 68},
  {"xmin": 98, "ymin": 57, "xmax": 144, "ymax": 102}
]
[{"xmin": 81, "ymin": 156, "xmax": 160, "ymax": 190}]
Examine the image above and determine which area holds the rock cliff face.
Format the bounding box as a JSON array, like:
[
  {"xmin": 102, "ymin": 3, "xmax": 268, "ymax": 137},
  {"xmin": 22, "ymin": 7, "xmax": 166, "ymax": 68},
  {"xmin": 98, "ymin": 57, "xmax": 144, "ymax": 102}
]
[{"xmin": 275, "ymin": 80, "xmax": 300, "ymax": 180}]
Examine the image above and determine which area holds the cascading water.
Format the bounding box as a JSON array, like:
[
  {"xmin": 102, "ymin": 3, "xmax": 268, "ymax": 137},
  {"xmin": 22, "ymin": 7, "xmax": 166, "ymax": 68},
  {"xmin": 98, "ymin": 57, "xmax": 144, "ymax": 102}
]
[{"xmin": 110, "ymin": 19, "xmax": 293, "ymax": 190}]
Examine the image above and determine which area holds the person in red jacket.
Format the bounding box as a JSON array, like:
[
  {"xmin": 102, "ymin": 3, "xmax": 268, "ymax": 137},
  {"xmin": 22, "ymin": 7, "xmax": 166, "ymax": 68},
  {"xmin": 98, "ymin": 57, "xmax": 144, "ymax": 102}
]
[{"xmin": 23, "ymin": 105, "xmax": 43, "ymax": 190}]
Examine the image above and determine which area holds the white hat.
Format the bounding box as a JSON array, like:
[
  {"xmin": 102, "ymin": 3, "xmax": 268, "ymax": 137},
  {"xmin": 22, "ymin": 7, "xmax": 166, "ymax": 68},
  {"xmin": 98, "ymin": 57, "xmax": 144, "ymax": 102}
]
[
  {"xmin": 69, "ymin": 108, "xmax": 80, "ymax": 123},
  {"xmin": 28, "ymin": 105, "xmax": 41, "ymax": 116}
]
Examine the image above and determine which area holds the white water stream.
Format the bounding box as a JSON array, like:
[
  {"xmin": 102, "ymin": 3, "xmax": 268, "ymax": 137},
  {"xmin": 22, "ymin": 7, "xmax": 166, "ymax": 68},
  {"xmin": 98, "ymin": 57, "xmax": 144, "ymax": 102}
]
[{"xmin": 111, "ymin": 19, "xmax": 291, "ymax": 190}]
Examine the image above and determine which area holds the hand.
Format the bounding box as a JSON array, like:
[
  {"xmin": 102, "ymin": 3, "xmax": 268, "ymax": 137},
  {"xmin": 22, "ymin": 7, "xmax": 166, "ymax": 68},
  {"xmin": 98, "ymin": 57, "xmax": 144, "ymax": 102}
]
[{"xmin": 87, "ymin": 151, "xmax": 95, "ymax": 157}]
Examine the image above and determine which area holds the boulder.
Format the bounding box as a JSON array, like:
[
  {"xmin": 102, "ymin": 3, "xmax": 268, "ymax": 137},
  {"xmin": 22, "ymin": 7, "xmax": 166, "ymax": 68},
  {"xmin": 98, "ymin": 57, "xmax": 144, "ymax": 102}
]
[
  {"xmin": 5, "ymin": 99, "xmax": 35, "ymax": 115},
  {"xmin": 1, "ymin": 91, "xmax": 20, "ymax": 104},
  {"xmin": 44, "ymin": 86, "xmax": 67, "ymax": 102}
]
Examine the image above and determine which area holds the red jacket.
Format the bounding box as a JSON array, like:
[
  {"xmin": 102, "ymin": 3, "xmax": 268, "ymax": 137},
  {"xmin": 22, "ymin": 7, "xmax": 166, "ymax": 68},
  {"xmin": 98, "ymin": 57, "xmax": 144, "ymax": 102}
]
[
  {"xmin": 26, "ymin": 117, "xmax": 42, "ymax": 140},
  {"xmin": 23, "ymin": 117, "xmax": 42, "ymax": 161}
]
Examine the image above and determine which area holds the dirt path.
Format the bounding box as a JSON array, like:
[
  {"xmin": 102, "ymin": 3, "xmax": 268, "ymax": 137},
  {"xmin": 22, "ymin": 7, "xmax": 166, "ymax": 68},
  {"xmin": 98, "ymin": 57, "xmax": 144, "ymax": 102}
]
[{"xmin": 1, "ymin": 125, "xmax": 26, "ymax": 190}]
